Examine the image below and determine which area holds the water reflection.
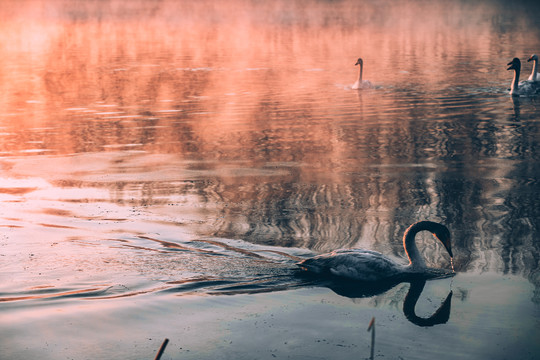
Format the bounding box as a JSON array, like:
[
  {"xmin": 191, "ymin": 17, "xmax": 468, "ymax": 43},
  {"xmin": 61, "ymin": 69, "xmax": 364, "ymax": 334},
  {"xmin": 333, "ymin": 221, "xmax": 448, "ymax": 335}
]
[
  {"xmin": 0, "ymin": 235, "xmax": 453, "ymax": 328},
  {"xmin": 1, "ymin": 0, "xmax": 540, "ymax": 304},
  {"xmin": 323, "ymin": 279, "xmax": 452, "ymax": 327},
  {"xmin": 2, "ymin": 2, "xmax": 540, "ymax": 359},
  {"xmin": 403, "ymin": 280, "xmax": 452, "ymax": 327}
]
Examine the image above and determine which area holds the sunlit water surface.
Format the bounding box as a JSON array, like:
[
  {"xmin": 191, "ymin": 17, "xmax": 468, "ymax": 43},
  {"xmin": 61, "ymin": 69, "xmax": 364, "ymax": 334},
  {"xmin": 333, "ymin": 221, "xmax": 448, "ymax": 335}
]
[{"xmin": 1, "ymin": 1, "xmax": 540, "ymax": 359}]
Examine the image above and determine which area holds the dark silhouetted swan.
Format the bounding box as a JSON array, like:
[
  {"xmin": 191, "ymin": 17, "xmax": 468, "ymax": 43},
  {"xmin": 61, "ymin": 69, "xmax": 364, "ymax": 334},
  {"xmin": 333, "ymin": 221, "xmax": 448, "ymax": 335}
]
[
  {"xmin": 352, "ymin": 57, "xmax": 372, "ymax": 89},
  {"xmin": 298, "ymin": 221, "xmax": 453, "ymax": 282},
  {"xmin": 527, "ymin": 54, "xmax": 540, "ymax": 82},
  {"xmin": 507, "ymin": 57, "xmax": 540, "ymax": 96}
]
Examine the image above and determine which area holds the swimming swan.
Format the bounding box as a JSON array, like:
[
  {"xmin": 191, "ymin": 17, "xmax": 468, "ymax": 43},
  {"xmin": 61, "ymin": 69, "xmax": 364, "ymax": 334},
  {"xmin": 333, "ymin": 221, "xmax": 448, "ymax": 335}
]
[
  {"xmin": 527, "ymin": 54, "xmax": 540, "ymax": 82},
  {"xmin": 298, "ymin": 221, "xmax": 454, "ymax": 282},
  {"xmin": 507, "ymin": 57, "xmax": 540, "ymax": 96},
  {"xmin": 352, "ymin": 57, "xmax": 372, "ymax": 89}
]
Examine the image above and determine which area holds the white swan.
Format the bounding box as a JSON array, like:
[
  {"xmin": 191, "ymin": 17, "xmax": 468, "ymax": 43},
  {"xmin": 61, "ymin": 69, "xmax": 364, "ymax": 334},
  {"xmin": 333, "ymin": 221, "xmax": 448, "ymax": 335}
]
[
  {"xmin": 507, "ymin": 57, "xmax": 540, "ymax": 96},
  {"xmin": 298, "ymin": 221, "xmax": 453, "ymax": 282},
  {"xmin": 352, "ymin": 57, "xmax": 372, "ymax": 89},
  {"xmin": 527, "ymin": 54, "xmax": 540, "ymax": 82}
]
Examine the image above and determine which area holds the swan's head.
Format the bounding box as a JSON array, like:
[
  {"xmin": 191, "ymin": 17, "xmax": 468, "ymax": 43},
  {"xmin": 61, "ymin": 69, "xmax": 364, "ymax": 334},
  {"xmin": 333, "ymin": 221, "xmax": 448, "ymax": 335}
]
[
  {"xmin": 431, "ymin": 223, "xmax": 453, "ymax": 259},
  {"xmin": 507, "ymin": 58, "xmax": 521, "ymax": 71},
  {"xmin": 527, "ymin": 54, "xmax": 538, "ymax": 62},
  {"xmin": 355, "ymin": 58, "xmax": 363, "ymax": 66}
]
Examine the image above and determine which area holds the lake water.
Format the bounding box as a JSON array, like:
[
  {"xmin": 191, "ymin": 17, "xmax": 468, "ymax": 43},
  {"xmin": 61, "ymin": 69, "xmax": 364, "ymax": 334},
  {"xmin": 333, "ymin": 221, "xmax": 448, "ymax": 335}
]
[{"xmin": 1, "ymin": 0, "xmax": 540, "ymax": 359}]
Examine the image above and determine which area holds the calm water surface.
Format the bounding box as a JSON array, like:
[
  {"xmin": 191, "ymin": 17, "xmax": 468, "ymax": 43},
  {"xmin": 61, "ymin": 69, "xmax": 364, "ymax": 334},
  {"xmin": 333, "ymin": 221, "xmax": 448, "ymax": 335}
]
[{"xmin": 1, "ymin": 1, "xmax": 540, "ymax": 359}]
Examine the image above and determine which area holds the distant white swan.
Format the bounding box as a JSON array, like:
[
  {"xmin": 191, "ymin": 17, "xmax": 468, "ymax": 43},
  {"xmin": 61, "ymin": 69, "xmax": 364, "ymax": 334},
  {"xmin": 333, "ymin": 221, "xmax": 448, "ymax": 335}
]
[
  {"xmin": 507, "ymin": 57, "xmax": 540, "ymax": 96},
  {"xmin": 298, "ymin": 221, "xmax": 454, "ymax": 282},
  {"xmin": 352, "ymin": 57, "xmax": 372, "ymax": 89},
  {"xmin": 527, "ymin": 54, "xmax": 540, "ymax": 82}
]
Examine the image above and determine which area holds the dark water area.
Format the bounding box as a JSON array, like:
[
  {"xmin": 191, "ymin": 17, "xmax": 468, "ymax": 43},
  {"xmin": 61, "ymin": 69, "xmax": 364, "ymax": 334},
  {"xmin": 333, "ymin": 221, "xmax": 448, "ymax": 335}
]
[{"xmin": 1, "ymin": 0, "xmax": 540, "ymax": 359}]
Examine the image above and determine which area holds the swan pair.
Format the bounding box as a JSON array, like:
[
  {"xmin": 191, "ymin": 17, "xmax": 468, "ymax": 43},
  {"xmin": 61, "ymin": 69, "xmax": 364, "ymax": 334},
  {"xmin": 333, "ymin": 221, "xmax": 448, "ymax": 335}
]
[
  {"xmin": 298, "ymin": 221, "xmax": 453, "ymax": 282},
  {"xmin": 507, "ymin": 54, "xmax": 540, "ymax": 96}
]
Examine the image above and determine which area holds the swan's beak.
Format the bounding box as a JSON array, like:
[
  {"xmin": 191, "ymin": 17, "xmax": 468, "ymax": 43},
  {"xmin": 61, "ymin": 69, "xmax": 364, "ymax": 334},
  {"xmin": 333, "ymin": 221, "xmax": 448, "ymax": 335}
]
[
  {"xmin": 444, "ymin": 240, "xmax": 453, "ymax": 258},
  {"xmin": 507, "ymin": 58, "xmax": 521, "ymax": 71},
  {"xmin": 437, "ymin": 234, "xmax": 453, "ymax": 258},
  {"xmin": 527, "ymin": 56, "xmax": 533, "ymax": 62}
]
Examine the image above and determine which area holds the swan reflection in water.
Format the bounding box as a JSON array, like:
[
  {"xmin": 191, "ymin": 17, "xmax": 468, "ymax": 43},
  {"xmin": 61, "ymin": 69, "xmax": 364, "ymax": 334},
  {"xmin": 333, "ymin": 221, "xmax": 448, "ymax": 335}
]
[
  {"xmin": 314, "ymin": 277, "xmax": 453, "ymax": 327},
  {"xmin": 296, "ymin": 221, "xmax": 454, "ymax": 326},
  {"xmin": 511, "ymin": 96, "xmax": 521, "ymax": 120}
]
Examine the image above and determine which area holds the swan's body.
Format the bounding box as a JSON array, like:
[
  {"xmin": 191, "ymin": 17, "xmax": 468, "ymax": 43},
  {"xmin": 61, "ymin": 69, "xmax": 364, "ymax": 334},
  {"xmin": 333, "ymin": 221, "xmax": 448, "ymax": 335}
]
[
  {"xmin": 298, "ymin": 221, "xmax": 453, "ymax": 282},
  {"xmin": 527, "ymin": 54, "xmax": 540, "ymax": 82},
  {"xmin": 352, "ymin": 57, "xmax": 372, "ymax": 89},
  {"xmin": 507, "ymin": 57, "xmax": 540, "ymax": 96}
]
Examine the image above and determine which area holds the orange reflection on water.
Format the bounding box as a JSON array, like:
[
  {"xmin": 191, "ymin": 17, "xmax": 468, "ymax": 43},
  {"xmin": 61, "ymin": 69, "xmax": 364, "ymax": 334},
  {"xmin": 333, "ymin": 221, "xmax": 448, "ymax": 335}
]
[
  {"xmin": 0, "ymin": 0, "xmax": 538, "ymax": 294},
  {"xmin": 1, "ymin": 0, "xmax": 538, "ymax": 158}
]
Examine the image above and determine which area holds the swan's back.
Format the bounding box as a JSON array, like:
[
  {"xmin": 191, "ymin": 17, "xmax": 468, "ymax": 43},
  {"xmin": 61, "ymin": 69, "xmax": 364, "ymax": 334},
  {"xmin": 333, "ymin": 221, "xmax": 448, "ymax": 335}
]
[
  {"xmin": 298, "ymin": 249, "xmax": 405, "ymax": 281},
  {"xmin": 517, "ymin": 80, "xmax": 540, "ymax": 96}
]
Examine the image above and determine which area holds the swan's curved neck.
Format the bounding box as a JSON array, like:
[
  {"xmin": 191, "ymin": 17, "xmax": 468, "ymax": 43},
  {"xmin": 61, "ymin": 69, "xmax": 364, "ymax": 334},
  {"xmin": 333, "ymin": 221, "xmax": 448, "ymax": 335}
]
[
  {"xmin": 510, "ymin": 68, "xmax": 520, "ymax": 95},
  {"xmin": 531, "ymin": 59, "xmax": 538, "ymax": 81},
  {"xmin": 357, "ymin": 62, "xmax": 363, "ymax": 83},
  {"xmin": 403, "ymin": 222, "xmax": 430, "ymax": 269}
]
